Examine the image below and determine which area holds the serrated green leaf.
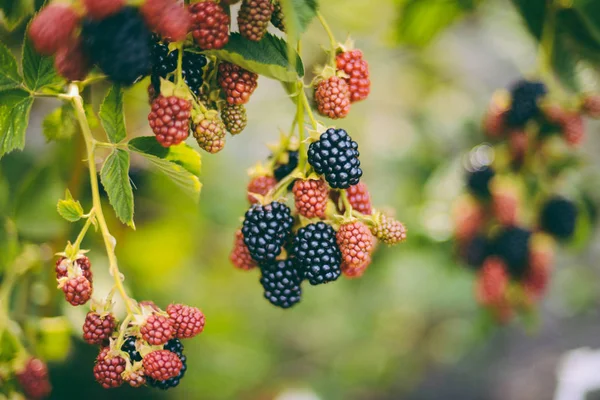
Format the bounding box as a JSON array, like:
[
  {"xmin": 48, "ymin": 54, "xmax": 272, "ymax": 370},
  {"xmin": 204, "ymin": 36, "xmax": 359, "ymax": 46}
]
[
  {"xmin": 42, "ymin": 105, "xmax": 77, "ymax": 142},
  {"xmin": 128, "ymin": 136, "xmax": 201, "ymax": 176},
  {"xmin": 0, "ymin": 89, "xmax": 33, "ymax": 158},
  {"xmin": 99, "ymin": 85, "xmax": 126, "ymax": 143},
  {"xmin": 100, "ymin": 149, "xmax": 135, "ymax": 228},
  {"xmin": 56, "ymin": 190, "xmax": 84, "ymax": 222},
  {"xmin": 280, "ymin": 0, "xmax": 318, "ymax": 71},
  {"xmin": 0, "ymin": 0, "xmax": 34, "ymax": 31},
  {"xmin": 0, "ymin": 41, "xmax": 22, "ymax": 91},
  {"xmin": 22, "ymin": 33, "xmax": 62, "ymax": 91},
  {"xmin": 202, "ymin": 33, "xmax": 304, "ymax": 82},
  {"xmin": 129, "ymin": 138, "xmax": 202, "ymax": 199}
]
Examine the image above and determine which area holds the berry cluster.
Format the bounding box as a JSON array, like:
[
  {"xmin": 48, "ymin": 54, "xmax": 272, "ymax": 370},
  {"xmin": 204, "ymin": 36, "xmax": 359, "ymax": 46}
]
[
  {"xmin": 231, "ymin": 128, "xmax": 406, "ymax": 308},
  {"xmin": 314, "ymin": 45, "xmax": 371, "ymax": 119},
  {"xmin": 454, "ymin": 79, "xmax": 600, "ymax": 322}
]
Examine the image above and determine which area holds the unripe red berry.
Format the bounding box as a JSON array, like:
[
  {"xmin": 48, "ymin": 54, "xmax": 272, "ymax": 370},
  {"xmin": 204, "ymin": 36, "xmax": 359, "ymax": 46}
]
[
  {"xmin": 148, "ymin": 95, "xmax": 192, "ymax": 148},
  {"xmin": 93, "ymin": 347, "xmax": 126, "ymax": 389},
  {"xmin": 82, "ymin": 312, "xmax": 116, "ymax": 345},
  {"xmin": 189, "ymin": 1, "xmax": 230, "ymax": 50},
  {"xmin": 315, "ymin": 76, "xmax": 351, "ymax": 119},
  {"xmin": 141, "ymin": 0, "xmax": 191, "ymax": 41},
  {"xmin": 247, "ymin": 175, "xmax": 277, "ymax": 204},
  {"xmin": 372, "ymin": 214, "xmax": 407, "ymax": 245},
  {"xmin": 167, "ymin": 303, "xmax": 206, "ymax": 339},
  {"xmin": 230, "ymin": 229, "xmax": 257, "ymax": 270},
  {"xmin": 218, "ymin": 62, "xmax": 258, "ymax": 105},
  {"xmin": 61, "ymin": 276, "xmax": 92, "ymax": 306},
  {"xmin": 292, "ymin": 179, "xmax": 329, "ymax": 219},
  {"xmin": 475, "ymin": 257, "xmax": 509, "ymax": 307},
  {"xmin": 29, "ymin": 5, "xmax": 79, "ymax": 56},
  {"xmin": 143, "ymin": 350, "xmax": 183, "ymax": 381},
  {"xmin": 336, "ymin": 50, "xmax": 370, "ymax": 103},
  {"xmin": 337, "ymin": 221, "xmax": 375, "ymax": 268},
  {"xmin": 54, "ymin": 39, "xmax": 91, "ymax": 82},
  {"xmin": 16, "ymin": 357, "xmax": 52, "ymax": 399},
  {"xmin": 140, "ymin": 313, "xmax": 174, "ymax": 346}
]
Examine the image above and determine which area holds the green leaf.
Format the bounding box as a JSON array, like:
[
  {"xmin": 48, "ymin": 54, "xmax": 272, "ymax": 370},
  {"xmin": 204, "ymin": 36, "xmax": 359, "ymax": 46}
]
[
  {"xmin": 42, "ymin": 105, "xmax": 77, "ymax": 142},
  {"xmin": 22, "ymin": 33, "xmax": 62, "ymax": 91},
  {"xmin": 0, "ymin": 0, "xmax": 34, "ymax": 31},
  {"xmin": 129, "ymin": 137, "xmax": 202, "ymax": 199},
  {"xmin": 0, "ymin": 41, "xmax": 22, "ymax": 91},
  {"xmin": 280, "ymin": 0, "xmax": 318, "ymax": 70},
  {"xmin": 128, "ymin": 136, "xmax": 201, "ymax": 176},
  {"xmin": 100, "ymin": 149, "xmax": 135, "ymax": 228},
  {"xmin": 0, "ymin": 89, "xmax": 33, "ymax": 158},
  {"xmin": 56, "ymin": 189, "xmax": 84, "ymax": 222},
  {"xmin": 99, "ymin": 85, "xmax": 127, "ymax": 143},
  {"xmin": 395, "ymin": 0, "xmax": 481, "ymax": 47},
  {"xmin": 202, "ymin": 33, "xmax": 304, "ymax": 82}
]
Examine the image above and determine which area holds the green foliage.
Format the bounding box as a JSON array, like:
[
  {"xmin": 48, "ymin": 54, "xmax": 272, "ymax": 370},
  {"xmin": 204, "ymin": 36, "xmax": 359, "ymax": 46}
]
[
  {"xmin": 21, "ymin": 34, "xmax": 62, "ymax": 91},
  {"xmin": 280, "ymin": 0, "xmax": 318, "ymax": 70},
  {"xmin": 202, "ymin": 33, "xmax": 304, "ymax": 82},
  {"xmin": 100, "ymin": 149, "xmax": 135, "ymax": 228},
  {"xmin": 56, "ymin": 190, "xmax": 84, "ymax": 222},
  {"xmin": 0, "ymin": 90, "xmax": 33, "ymax": 157},
  {"xmin": 0, "ymin": 42, "xmax": 22, "ymax": 92},
  {"xmin": 42, "ymin": 105, "xmax": 77, "ymax": 142},
  {"xmin": 99, "ymin": 85, "xmax": 127, "ymax": 144},
  {"xmin": 395, "ymin": 0, "xmax": 483, "ymax": 47},
  {"xmin": 0, "ymin": 0, "xmax": 34, "ymax": 31}
]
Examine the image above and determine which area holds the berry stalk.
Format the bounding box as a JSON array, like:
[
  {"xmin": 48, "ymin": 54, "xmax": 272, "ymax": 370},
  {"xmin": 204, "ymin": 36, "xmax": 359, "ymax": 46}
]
[
  {"xmin": 316, "ymin": 12, "xmax": 337, "ymax": 67},
  {"xmin": 69, "ymin": 84, "xmax": 138, "ymax": 315}
]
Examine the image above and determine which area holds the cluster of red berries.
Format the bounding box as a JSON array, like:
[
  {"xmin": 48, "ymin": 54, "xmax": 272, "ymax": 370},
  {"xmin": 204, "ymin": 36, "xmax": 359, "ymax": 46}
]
[
  {"xmin": 454, "ymin": 79, "xmax": 598, "ymax": 322},
  {"xmin": 314, "ymin": 47, "xmax": 371, "ymax": 119},
  {"xmin": 230, "ymin": 129, "xmax": 407, "ymax": 308}
]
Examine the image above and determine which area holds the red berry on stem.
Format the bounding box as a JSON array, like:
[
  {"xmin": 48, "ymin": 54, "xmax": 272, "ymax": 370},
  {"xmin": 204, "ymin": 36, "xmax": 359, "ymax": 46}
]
[
  {"xmin": 62, "ymin": 276, "xmax": 92, "ymax": 306},
  {"xmin": 93, "ymin": 347, "xmax": 126, "ymax": 389},
  {"xmin": 148, "ymin": 95, "xmax": 192, "ymax": 148},
  {"xmin": 16, "ymin": 358, "xmax": 52, "ymax": 399},
  {"xmin": 167, "ymin": 303, "xmax": 206, "ymax": 339},
  {"xmin": 344, "ymin": 182, "xmax": 373, "ymax": 215},
  {"xmin": 247, "ymin": 175, "xmax": 276, "ymax": 204},
  {"xmin": 230, "ymin": 229, "xmax": 257, "ymax": 270},
  {"xmin": 193, "ymin": 117, "xmax": 226, "ymax": 153},
  {"xmin": 337, "ymin": 221, "xmax": 375, "ymax": 268},
  {"xmin": 292, "ymin": 179, "xmax": 329, "ymax": 219},
  {"xmin": 55, "ymin": 39, "xmax": 91, "ymax": 82},
  {"xmin": 141, "ymin": 0, "xmax": 191, "ymax": 41},
  {"xmin": 218, "ymin": 62, "xmax": 258, "ymax": 105},
  {"xmin": 140, "ymin": 313, "xmax": 174, "ymax": 346},
  {"xmin": 189, "ymin": 1, "xmax": 230, "ymax": 50},
  {"xmin": 336, "ymin": 50, "xmax": 371, "ymax": 103},
  {"xmin": 475, "ymin": 257, "xmax": 509, "ymax": 307},
  {"xmin": 143, "ymin": 350, "xmax": 183, "ymax": 381},
  {"xmin": 82, "ymin": 312, "xmax": 116, "ymax": 345},
  {"xmin": 238, "ymin": 0, "xmax": 274, "ymax": 42},
  {"xmin": 56, "ymin": 256, "xmax": 93, "ymax": 283},
  {"xmin": 315, "ymin": 76, "xmax": 351, "ymax": 119},
  {"xmin": 29, "ymin": 5, "xmax": 79, "ymax": 56}
]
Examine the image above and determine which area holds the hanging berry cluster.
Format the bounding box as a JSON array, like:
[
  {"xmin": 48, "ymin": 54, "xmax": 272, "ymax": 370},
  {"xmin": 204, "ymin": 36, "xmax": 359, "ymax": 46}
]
[{"xmin": 454, "ymin": 78, "xmax": 600, "ymax": 322}]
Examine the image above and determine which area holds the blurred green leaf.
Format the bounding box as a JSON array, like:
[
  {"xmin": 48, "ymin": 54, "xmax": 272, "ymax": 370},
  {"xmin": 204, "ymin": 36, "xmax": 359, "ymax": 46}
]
[
  {"xmin": 56, "ymin": 189, "xmax": 84, "ymax": 222},
  {"xmin": 0, "ymin": 0, "xmax": 34, "ymax": 31},
  {"xmin": 280, "ymin": 0, "xmax": 318, "ymax": 71},
  {"xmin": 128, "ymin": 136, "xmax": 201, "ymax": 176},
  {"xmin": 395, "ymin": 0, "xmax": 482, "ymax": 47},
  {"xmin": 99, "ymin": 85, "xmax": 126, "ymax": 143},
  {"xmin": 42, "ymin": 105, "xmax": 77, "ymax": 142},
  {"xmin": 21, "ymin": 33, "xmax": 62, "ymax": 91},
  {"xmin": 0, "ymin": 330, "xmax": 19, "ymax": 362},
  {"xmin": 202, "ymin": 33, "xmax": 304, "ymax": 82},
  {"xmin": 100, "ymin": 149, "xmax": 135, "ymax": 228},
  {"xmin": 0, "ymin": 89, "xmax": 33, "ymax": 158},
  {"xmin": 37, "ymin": 317, "xmax": 71, "ymax": 362},
  {"xmin": 0, "ymin": 41, "xmax": 22, "ymax": 91},
  {"xmin": 129, "ymin": 138, "xmax": 202, "ymax": 200}
]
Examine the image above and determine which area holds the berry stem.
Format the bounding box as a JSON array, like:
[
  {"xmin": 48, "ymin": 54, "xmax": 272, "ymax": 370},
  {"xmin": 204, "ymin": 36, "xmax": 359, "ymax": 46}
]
[
  {"xmin": 175, "ymin": 43, "xmax": 184, "ymax": 89},
  {"xmin": 316, "ymin": 12, "xmax": 337, "ymax": 67},
  {"xmin": 537, "ymin": 0, "xmax": 556, "ymax": 81},
  {"xmin": 339, "ymin": 190, "xmax": 353, "ymax": 218},
  {"xmin": 296, "ymin": 82, "xmax": 307, "ymax": 172},
  {"xmin": 69, "ymin": 84, "xmax": 139, "ymax": 316},
  {"xmin": 71, "ymin": 210, "xmax": 95, "ymax": 251},
  {"xmin": 114, "ymin": 313, "xmax": 133, "ymax": 351}
]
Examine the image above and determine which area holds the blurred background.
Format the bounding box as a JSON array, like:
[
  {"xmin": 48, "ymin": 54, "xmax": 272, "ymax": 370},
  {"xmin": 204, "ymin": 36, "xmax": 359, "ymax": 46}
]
[{"xmin": 3, "ymin": 0, "xmax": 600, "ymax": 399}]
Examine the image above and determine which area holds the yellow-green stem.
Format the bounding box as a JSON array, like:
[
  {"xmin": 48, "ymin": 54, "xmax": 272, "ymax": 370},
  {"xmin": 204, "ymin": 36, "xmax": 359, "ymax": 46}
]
[
  {"xmin": 340, "ymin": 190, "xmax": 353, "ymax": 218},
  {"xmin": 72, "ymin": 210, "xmax": 95, "ymax": 250},
  {"xmin": 317, "ymin": 12, "xmax": 337, "ymax": 66},
  {"xmin": 538, "ymin": 0, "xmax": 556, "ymax": 80},
  {"xmin": 70, "ymin": 86, "xmax": 138, "ymax": 315}
]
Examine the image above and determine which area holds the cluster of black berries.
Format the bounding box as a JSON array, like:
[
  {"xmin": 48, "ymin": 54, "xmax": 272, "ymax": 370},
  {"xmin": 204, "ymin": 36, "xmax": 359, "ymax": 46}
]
[
  {"xmin": 231, "ymin": 128, "xmax": 406, "ymax": 308},
  {"xmin": 453, "ymin": 77, "xmax": 595, "ymax": 322}
]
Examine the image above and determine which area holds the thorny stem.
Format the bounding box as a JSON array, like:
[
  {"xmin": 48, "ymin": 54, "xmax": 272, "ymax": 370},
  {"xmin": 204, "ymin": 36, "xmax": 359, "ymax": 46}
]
[
  {"xmin": 317, "ymin": 12, "xmax": 338, "ymax": 66},
  {"xmin": 69, "ymin": 84, "xmax": 138, "ymax": 315}
]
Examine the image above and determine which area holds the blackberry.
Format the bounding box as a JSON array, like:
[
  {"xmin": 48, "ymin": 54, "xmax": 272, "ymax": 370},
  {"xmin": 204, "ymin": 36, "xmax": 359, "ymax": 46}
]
[
  {"xmin": 292, "ymin": 222, "xmax": 342, "ymax": 285},
  {"xmin": 464, "ymin": 234, "xmax": 489, "ymax": 268},
  {"xmin": 242, "ymin": 202, "xmax": 294, "ymax": 263},
  {"xmin": 260, "ymin": 259, "xmax": 302, "ymax": 309},
  {"xmin": 492, "ymin": 227, "xmax": 531, "ymax": 279},
  {"xmin": 273, "ymin": 150, "xmax": 299, "ymax": 181},
  {"xmin": 121, "ymin": 336, "xmax": 142, "ymax": 362},
  {"xmin": 147, "ymin": 339, "xmax": 187, "ymax": 390},
  {"xmin": 307, "ymin": 128, "xmax": 362, "ymax": 189},
  {"xmin": 540, "ymin": 197, "xmax": 578, "ymax": 240},
  {"xmin": 150, "ymin": 38, "xmax": 207, "ymax": 96},
  {"xmin": 467, "ymin": 166, "xmax": 495, "ymax": 198},
  {"xmin": 81, "ymin": 7, "xmax": 152, "ymax": 86},
  {"xmin": 506, "ymin": 80, "xmax": 547, "ymax": 127}
]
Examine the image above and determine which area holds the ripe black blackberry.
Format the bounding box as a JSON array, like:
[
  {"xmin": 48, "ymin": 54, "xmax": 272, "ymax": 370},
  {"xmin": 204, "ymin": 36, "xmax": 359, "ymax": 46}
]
[
  {"xmin": 242, "ymin": 202, "xmax": 294, "ymax": 263},
  {"xmin": 147, "ymin": 339, "xmax": 187, "ymax": 390},
  {"xmin": 464, "ymin": 234, "xmax": 489, "ymax": 269},
  {"xmin": 292, "ymin": 222, "xmax": 342, "ymax": 285},
  {"xmin": 540, "ymin": 197, "xmax": 578, "ymax": 240},
  {"xmin": 150, "ymin": 38, "xmax": 207, "ymax": 96},
  {"xmin": 121, "ymin": 336, "xmax": 142, "ymax": 362},
  {"xmin": 273, "ymin": 150, "xmax": 299, "ymax": 181},
  {"xmin": 492, "ymin": 227, "xmax": 531, "ymax": 279},
  {"xmin": 81, "ymin": 7, "xmax": 152, "ymax": 86},
  {"xmin": 260, "ymin": 259, "xmax": 302, "ymax": 308},
  {"xmin": 506, "ymin": 80, "xmax": 547, "ymax": 127},
  {"xmin": 467, "ymin": 166, "xmax": 495, "ymax": 198},
  {"xmin": 307, "ymin": 128, "xmax": 362, "ymax": 189}
]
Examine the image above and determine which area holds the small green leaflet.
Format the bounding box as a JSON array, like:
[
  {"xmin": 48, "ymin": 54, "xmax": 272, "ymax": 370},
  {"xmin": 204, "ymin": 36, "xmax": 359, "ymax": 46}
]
[
  {"xmin": 22, "ymin": 34, "xmax": 62, "ymax": 91},
  {"xmin": 57, "ymin": 189, "xmax": 84, "ymax": 222},
  {"xmin": 43, "ymin": 105, "xmax": 77, "ymax": 142},
  {"xmin": 0, "ymin": 0, "xmax": 34, "ymax": 31},
  {"xmin": 202, "ymin": 33, "xmax": 304, "ymax": 82},
  {"xmin": 129, "ymin": 137, "xmax": 202, "ymax": 200},
  {"xmin": 99, "ymin": 85, "xmax": 127, "ymax": 143},
  {"xmin": 0, "ymin": 41, "xmax": 22, "ymax": 91},
  {"xmin": 100, "ymin": 149, "xmax": 135, "ymax": 228},
  {"xmin": 0, "ymin": 89, "xmax": 33, "ymax": 157}
]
